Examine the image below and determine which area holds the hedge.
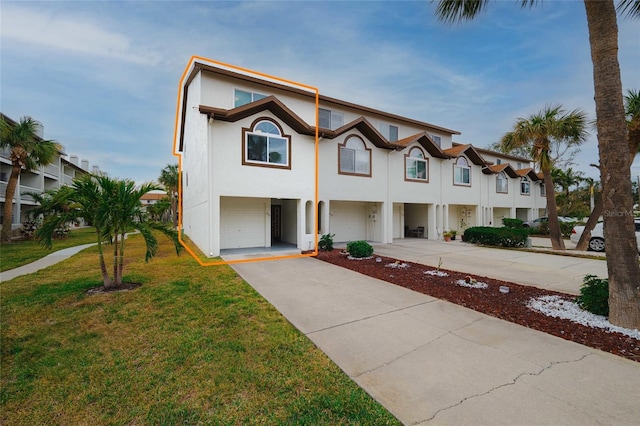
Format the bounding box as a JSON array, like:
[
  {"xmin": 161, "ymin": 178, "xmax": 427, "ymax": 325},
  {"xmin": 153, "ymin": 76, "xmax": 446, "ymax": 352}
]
[{"xmin": 463, "ymin": 226, "xmax": 530, "ymax": 248}]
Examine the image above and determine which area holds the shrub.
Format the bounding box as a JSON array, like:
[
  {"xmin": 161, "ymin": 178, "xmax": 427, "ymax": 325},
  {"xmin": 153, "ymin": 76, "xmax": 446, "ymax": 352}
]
[
  {"xmin": 560, "ymin": 221, "xmax": 580, "ymax": 238},
  {"xmin": 502, "ymin": 218, "xmax": 524, "ymax": 228},
  {"xmin": 463, "ymin": 226, "xmax": 529, "ymax": 248},
  {"xmin": 346, "ymin": 240, "xmax": 374, "ymax": 258},
  {"xmin": 575, "ymin": 274, "xmax": 609, "ymax": 317},
  {"xmin": 318, "ymin": 233, "xmax": 335, "ymax": 251}
]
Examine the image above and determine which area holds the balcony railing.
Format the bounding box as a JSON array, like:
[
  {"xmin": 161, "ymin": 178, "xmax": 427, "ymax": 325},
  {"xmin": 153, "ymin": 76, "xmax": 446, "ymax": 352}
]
[
  {"xmin": 44, "ymin": 163, "xmax": 60, "ymax": 178},
  {"xmin": 20, "ymin": 185, "xmax": 43, "ymax": 202}
]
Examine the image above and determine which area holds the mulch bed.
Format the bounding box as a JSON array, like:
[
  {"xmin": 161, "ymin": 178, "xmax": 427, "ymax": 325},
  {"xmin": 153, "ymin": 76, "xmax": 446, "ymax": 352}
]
[{"xmin": 316, "ymin": 249, "xmax": 639, "ymax": 363}]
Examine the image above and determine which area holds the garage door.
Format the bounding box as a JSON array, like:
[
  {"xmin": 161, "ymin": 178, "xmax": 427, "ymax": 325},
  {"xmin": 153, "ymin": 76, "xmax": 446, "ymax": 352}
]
[
  {"xmin": 330, "ymin": 201, "xmax": 367, "ymax": 242},
  {"xmin": 220, "ymin": 197, "xmax": 267, "ymax": 249}
]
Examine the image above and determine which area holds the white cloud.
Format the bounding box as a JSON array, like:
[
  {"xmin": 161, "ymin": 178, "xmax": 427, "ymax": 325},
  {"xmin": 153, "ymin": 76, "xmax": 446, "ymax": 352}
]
[{"xmin": 1, "ymin": 5, "xmax": 161, "ymax": 66}]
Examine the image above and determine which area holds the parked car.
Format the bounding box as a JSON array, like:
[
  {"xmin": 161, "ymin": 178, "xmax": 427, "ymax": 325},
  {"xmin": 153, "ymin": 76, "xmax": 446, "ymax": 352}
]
[
  {"xmin": 523, "ymin": 216, "xmax": 574, "ymax": 229},
  {"xmin": 570, "ymin": 219, "xmax": 640, "ymax": 252}
]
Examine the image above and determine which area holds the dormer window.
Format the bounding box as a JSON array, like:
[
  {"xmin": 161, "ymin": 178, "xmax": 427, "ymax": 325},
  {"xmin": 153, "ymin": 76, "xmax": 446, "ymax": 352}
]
[
  {"xmin": 319, "ymin": 108, "xmax": 344, "ymax": 130},
  {"xmin": 405, "ymin": 147, "xmax": 429, "ymax": 182},
  {"xmin": 242, "ymin": 118, "xmax": 290, "ymax": 169},
  {"xmin": 453, "ymin": 156, "xmax": 471, "ymax": 186},
  {"xmin": 339, "ymin": 135, "xmax": 371, "ymax": 176},
  {"xmin": 379, "ymin": 123, "xmax": 398, "ymax": 142},
  {"xmin": 234, "ymin": 89, "xmax": 266, "ymax": 107}
]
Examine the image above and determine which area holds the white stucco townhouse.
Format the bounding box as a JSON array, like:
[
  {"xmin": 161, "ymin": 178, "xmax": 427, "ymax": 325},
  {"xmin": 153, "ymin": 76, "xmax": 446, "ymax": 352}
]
[{"xmin": 176, "ymin": 59, "xmax": 547, "ymax": 258}]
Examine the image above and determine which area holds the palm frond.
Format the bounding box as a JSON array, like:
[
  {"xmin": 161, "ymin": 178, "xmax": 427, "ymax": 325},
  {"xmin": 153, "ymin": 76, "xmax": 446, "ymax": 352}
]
[{"xmin": 617, "ymin": 0, "xmax": 640, "ymax": 19}]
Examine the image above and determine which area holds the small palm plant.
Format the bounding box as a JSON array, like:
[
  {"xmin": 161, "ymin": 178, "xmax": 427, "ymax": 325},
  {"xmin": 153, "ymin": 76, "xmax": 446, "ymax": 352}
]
[{"xmin": 36, "ymin": 174, "xmax": 181, "ymax": 290}]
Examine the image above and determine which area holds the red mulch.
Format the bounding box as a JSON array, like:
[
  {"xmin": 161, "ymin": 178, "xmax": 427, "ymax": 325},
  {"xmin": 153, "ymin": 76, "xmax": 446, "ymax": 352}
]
[{"xmin": 316, "ymin": 250, "xmax": 639, "ymax": 363}]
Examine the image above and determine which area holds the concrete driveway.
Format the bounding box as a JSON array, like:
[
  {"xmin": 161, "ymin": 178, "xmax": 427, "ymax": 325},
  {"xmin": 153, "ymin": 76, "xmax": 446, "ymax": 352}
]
[{"xmin": 231, "ymin": 242, "xmax": 638, "ymax": 425}]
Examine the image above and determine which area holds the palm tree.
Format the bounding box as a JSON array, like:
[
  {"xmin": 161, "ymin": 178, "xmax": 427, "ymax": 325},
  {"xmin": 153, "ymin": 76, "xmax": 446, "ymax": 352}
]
[
  {"xmin": 501, "ymin": 105, "xmax": 587, "ymax": 250},
  {"xmin": 575, "ymin": 88, "xmax": 640, "ymax": 250},
  {"xmin": 37, "ymin": 174, "xmax": 181, "ymax": 289},
  {"xmin": 0, "ymin": 116, "xmax": 59, "ymax": 242},
  {"xmin": 159, "ymin": 164, "xmax": 179, "ymax": 229},
  {"xmin": 434, "ymin": 0, "xmax": 640, "ymax": 330}
]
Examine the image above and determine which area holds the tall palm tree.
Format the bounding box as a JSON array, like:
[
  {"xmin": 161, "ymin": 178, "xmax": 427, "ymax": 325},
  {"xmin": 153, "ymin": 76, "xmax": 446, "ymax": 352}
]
[
  {"xmin": 158, "ymin": 164, "xmax": 179, "ymax": 229},
  {"xmin": 501, "ymin": 105, "xmax": 587, "ymax": 250},
  {"xmin": 434, "ymin": 0, "xmax": 640, "ymax": 330},
  {"xmin": 0, "ymin": 116, "xmax": 59, "ymax": 242}
]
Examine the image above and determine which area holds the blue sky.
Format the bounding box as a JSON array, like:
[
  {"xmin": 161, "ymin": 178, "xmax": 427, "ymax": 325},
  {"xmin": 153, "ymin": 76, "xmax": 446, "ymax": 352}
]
[{"xmin": 2, "ymin": 1, "xmax": 639, "ymax": 184}]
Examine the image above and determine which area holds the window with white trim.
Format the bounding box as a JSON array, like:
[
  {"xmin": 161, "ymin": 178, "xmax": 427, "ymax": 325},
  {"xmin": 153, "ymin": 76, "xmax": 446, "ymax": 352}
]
[
  {"xmin": 496, "ymin": 172, "xmax": 508, "ymax": 193},
  {"xmin": 520, "ymin": 176, "xmax": 531, "ymax": 195},
  {"xmin": 339, "ymin": 136, "xmax": 371, "ymax": 176},
  {"xmin": 234, "ymin": 89, "xmax": 267, "ymax": 107},
  {"xmin": 496, "ymin": 158, "xmax": 502, "ymax": 164},
  {"xmin": 319, "ymin": 108, "xmax": 344, "ymax": 130},
  {"xmin": 379, "ymin": 123, "xmax": 399, "ymax": 142},
  {"xmin": 540, "ymin": 182, "xmax": 546, "ymax": 197},
  {"xmin": 243, "ymin": 119, "xmax": 290, "ymax": 169},
  {"xmin": 454, "ymin": 156, "xmax": 471, "ymax": 186},
  {"xmin": 405, "ymin": 147, "xmax": 429, "ymax": 182},
  {"xmin": 429, "ymin": 134, "xmax": 442, "ymax": 147}
]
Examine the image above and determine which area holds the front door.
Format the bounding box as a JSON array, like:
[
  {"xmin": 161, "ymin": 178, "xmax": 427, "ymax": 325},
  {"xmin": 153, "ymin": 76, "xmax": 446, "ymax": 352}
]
[{"xmin": 271, "ymin": 205, "xmax": 282, "ymax": 242}]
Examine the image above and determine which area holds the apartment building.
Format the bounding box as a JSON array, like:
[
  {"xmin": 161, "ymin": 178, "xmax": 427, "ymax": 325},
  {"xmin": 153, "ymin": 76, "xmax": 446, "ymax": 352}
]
[
  {"xmin": 176, "ymin": 59, "xmax": 546, "ymax": 257},
  {"xmin": 0, "ymin": 113, "xmax": 101, "ymax": 234}
]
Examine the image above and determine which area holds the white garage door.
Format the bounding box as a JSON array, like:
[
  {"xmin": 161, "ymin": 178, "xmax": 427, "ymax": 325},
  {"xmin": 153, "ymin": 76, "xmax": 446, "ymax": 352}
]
[
  {"xmin": 330, "ymin": 201, "xmax": 367, "ymax": 242},
  {"xmin": 220, "ymin": 197, "xmax": 267, "ymax": 249}
]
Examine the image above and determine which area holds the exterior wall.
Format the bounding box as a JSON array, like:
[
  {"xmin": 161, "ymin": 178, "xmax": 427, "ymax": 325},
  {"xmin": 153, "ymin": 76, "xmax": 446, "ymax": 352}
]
[{"xmin": 181, "ymin": 72, "xmax": 213, "ymax": 255}]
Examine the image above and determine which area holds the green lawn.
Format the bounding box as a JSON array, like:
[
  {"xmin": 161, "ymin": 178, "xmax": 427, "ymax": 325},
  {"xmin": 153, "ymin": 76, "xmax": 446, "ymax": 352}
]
[
  {"xmin": 0, "ymin": 227, "xmax": 98, "ymax": 272},
  {"xmin": 0, "ymin": 234, "xmax": 400, "ymax": 425}
]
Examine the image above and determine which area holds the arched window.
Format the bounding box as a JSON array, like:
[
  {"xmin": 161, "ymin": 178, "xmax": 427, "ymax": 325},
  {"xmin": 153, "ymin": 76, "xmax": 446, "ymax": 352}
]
[
  {"xmin": 242, "ymin": 118, "xmax": 290, "ymax": 169},
  {"xmin": 496, "ymin": 172, "xmax": 508, "ymax": 193},
  {"xmin": 339, "ymin": 135, "xmax": 371, "ymax": 176},
  {"xmin": 405, "ymin": 147, "xmax": 429, "ymax": 182},
  {"xmin": 520, "ymin": 176, "xmax": 531, "ymax": 195},
  {"xmin": 454, "ymin": 156, "xmax": 471, "ymax": 186}
]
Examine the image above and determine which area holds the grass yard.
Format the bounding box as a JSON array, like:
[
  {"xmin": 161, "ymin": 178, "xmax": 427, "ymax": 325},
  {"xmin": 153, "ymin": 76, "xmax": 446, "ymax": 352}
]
[
  {"xmin": 0, "ymin": 227, "xmax": 98, "ymax": 272},
  {"xmin": 0, "ymin": 234, "xmax": 400, "ymax": 425}
]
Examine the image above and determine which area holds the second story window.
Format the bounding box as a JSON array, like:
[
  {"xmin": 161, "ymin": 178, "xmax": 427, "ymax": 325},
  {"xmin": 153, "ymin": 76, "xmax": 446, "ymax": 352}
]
[
  {"xmin": 242, "ymin": 119, "xmax": 290, "ymax": 169},
  {"xmin": 453, "ymin": 156, "xmax": 471, "ymax": 186},
  {"xmin": 429, "ymin": 134, "xmax": 442, "ymax": 147},
  {"xmin": 496, "ymin": 172, "xmax": 508, "ymax": 193},
  {"xmin": 339, "ymin": 135, "xmax": 371, "ymax": 176},
  {"xmin": 540, "ymin": 182, "xmax": 546, "ymax": 197},
  {"xmin": 319, "ymin": 108, "xmax": 344, "ymax": 130},
  {"xmin": 520, "ymin": 176, "xmax": 531, "ymax": 195},
  {"xmin": 234, "ymin": 89, "xmax": 267, "ymax": 108},
  {"xmin": 379, "ymin": 122, "xmax": 399, "ymax": 142},
  {"xmin": 405, "ymin": 147, "xmax": 429, "ymax": 182}
]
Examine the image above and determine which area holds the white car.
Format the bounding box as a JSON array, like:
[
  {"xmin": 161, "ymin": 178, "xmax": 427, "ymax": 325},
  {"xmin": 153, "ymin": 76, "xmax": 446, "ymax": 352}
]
[{"xmin": 570, "ymin": 219, "xmax": 640, "ymax": 252}]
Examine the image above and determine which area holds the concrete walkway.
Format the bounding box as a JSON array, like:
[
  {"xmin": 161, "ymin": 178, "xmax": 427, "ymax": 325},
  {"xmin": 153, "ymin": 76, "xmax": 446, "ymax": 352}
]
[
  {"xmin": 0, "ymin": 243, "xmax": 97, "ymax": 282},
  {"xmin": 231, "ymin": 242, "xmax": 639, "ymax": 425}
]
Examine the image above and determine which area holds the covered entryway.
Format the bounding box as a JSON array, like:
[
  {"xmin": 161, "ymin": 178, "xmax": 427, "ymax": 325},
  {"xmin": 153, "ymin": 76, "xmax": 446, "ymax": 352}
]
[{"xmin": 404, "ymin": 203, "xmax": 429, "ymax": 238}]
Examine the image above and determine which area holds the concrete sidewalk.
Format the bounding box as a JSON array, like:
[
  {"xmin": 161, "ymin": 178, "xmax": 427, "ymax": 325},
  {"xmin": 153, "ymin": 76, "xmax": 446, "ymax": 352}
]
[
  {"xmin": 0, "ymin": 243, "xmax": 97, "ymax": 282},
  {"xmin": 231, "ymin": 247, "xmax": 639, "ymax": 425}
]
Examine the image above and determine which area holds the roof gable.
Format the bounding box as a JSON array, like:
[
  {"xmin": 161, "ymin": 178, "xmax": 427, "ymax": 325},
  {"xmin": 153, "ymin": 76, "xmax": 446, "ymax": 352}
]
[
  {"xmin": 443, "ymin": 144, "xmax": 487, "ymax": 166},
  {"xmin": 393, "ymin": 132, "xmax": 448, "ymax": 158}
]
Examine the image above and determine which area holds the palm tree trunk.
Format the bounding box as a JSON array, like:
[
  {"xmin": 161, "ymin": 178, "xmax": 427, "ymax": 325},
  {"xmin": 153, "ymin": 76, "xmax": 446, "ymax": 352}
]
[
  {"xmin": 1, "ymin": 165, "xmax": 21, "ymax": 242},
  {"xmin": 543, "ymin": 168, "xmax": 565, "ymax": 250},
  {"xmin": 117, "ymin": 232, "xmax": 126, "ymax": 285},
  {"xmin": 110, "ymin": 232, "xmax": 119, "ymax": 289},
  {"xmin": 575, "ymin": 197, "xmax": 603, "ymax": 251},
  {"xmin": 95, "ymin": 230, "xmax": 113, "ymax": 287},
  {"xmin": 584, "ymin": 0, "xmax": 640, "ymax": 328}
]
